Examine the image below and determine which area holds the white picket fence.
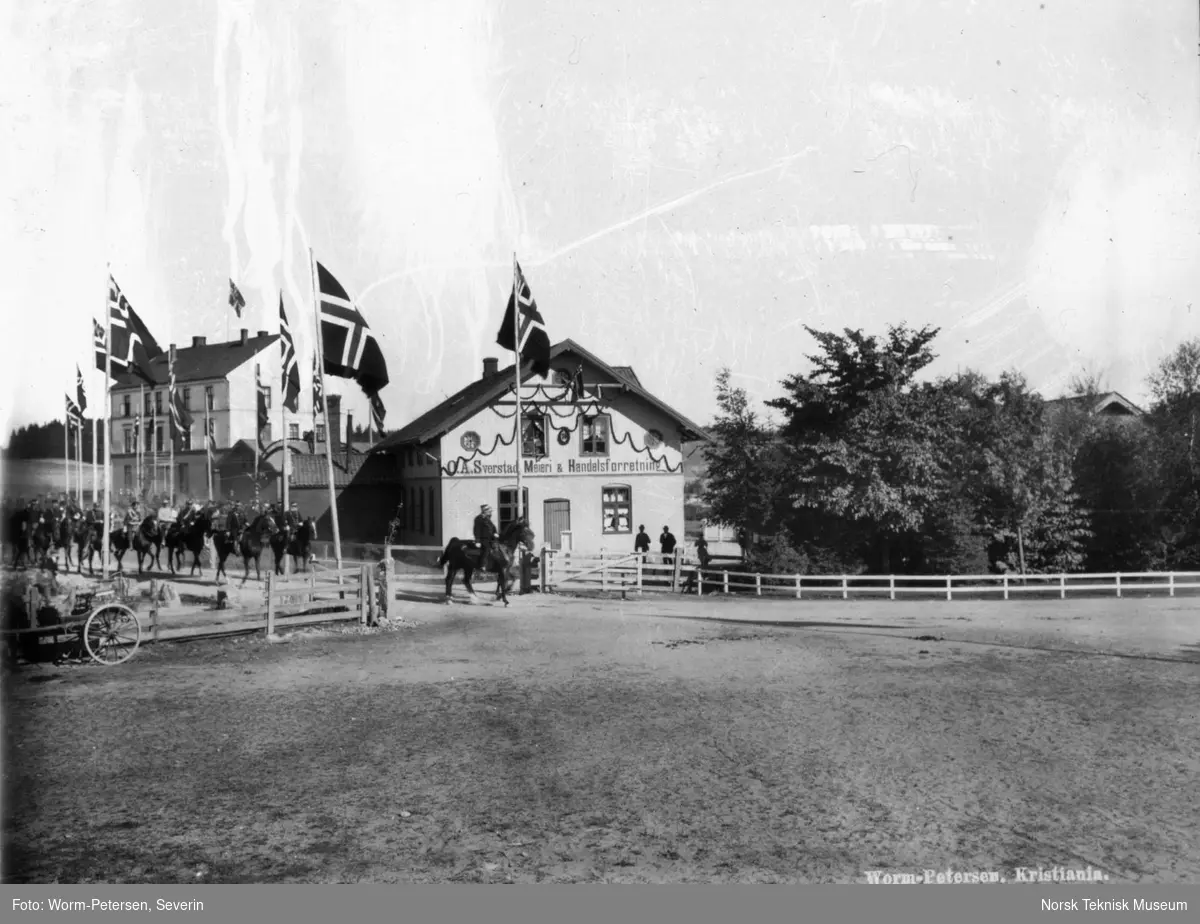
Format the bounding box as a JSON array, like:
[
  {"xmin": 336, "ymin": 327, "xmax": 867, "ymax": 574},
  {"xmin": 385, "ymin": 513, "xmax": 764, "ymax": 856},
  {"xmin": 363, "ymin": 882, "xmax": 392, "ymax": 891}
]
[{"xmin": 540, "ymin": 551, "xmax": 1200, "ymax": 601}]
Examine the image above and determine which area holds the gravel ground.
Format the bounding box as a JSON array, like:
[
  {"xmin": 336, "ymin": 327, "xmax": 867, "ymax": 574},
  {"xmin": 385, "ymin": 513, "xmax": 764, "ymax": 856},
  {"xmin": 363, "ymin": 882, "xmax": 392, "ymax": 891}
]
[{"xmin": 2, "ymin": 595, "xmax": 1198, "ymax": 883}]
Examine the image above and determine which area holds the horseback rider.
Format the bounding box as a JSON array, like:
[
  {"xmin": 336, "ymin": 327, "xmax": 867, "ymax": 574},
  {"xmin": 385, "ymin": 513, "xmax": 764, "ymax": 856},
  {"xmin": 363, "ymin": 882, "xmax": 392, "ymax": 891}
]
[
  {"xmin": 284, "ymin": 502, "xmax": 300, "ymax": 533},
  {"xmin": 473, "ymin": 503, "xmax": 498, "ymax": 569},
  {"xmin": 123, "ymin": 501, "xmax": 141, "ymax": 538}
]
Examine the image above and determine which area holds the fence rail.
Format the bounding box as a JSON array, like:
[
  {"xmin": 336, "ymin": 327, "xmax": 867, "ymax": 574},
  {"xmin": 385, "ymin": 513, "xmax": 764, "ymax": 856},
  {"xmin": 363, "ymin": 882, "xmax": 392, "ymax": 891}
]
[
  {"xmin": 265, "ymin": 564, "xmax": 371, "ymax": 634},
  {"xmin": 539, "ymin": 551, "xmax": 1200, "ymax": 601}
]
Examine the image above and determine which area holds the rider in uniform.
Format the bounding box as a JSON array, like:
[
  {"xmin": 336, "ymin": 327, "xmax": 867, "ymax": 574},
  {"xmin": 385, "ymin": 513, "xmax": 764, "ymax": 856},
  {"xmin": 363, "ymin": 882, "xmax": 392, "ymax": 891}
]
[
  {"xmin": 124, "ymin": 501, "xmax": 141, "ymax": 537},
  {"xmin": 473, "ymin": 503, "xmax": 497, "ymax": 569}
]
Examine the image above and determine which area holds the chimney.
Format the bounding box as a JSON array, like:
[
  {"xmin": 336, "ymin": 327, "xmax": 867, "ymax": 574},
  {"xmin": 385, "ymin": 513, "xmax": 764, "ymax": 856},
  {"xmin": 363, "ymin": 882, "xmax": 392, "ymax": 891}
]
[
  {"xmin": 482, "ymin": 357, "xmax": 499, "ymax": 378},
  {"xmin": 327, "ymin": 395, "xmax": 342, "ymax": 453},
  {"xmin": 192, "ymin": 336, "xmax": 207, "ymax": 348},
  {"xmin": 346, "ymin": 413, "xmax": 354, "ymax": 448},
  {"xmin": 239, "ymin": 328, "xmax": 248, "ymax": 345},
  {"xmin": 257, "ymin": 330, "xmax": 269, "ymax": 338}
]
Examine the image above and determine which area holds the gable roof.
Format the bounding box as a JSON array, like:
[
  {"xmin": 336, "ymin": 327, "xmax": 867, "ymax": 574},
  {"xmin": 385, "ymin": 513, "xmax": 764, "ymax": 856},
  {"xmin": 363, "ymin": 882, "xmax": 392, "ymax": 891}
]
[
  {"xmin": 1044, "ymin": 391, "xmax": 1144, "ymax": 417},
  {"xmin": 288, "ymin": 452, "xmax": 364, "ymax": 488},
  {"xmin": 112, "ymin": 333, "xmax": 279, "ymax": 388},
  {"xmin": 371, "ymin": 339, "xmax": 711, "ymax": 453}
]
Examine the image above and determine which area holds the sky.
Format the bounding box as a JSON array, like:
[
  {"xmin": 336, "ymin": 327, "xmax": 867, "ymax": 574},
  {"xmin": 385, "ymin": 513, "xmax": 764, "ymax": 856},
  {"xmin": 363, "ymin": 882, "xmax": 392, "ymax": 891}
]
[{"xmin": 2, "ymin": 0, "xmax": 1199, "ymax": 442}]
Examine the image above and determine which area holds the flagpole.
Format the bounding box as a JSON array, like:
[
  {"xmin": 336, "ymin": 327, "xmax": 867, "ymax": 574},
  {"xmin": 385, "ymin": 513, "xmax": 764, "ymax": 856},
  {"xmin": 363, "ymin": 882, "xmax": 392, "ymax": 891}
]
[
  {"xmin": 205, "ymin": 403, "xmax": 213, "ymax": 502},
  {"xmin": 92, "ymin": 413, "xmax": 98, "ymax": 505},
  {"xmin": 64, "ymin": 401, "xmax": 71, "ymax": 504},
  {"xmin": 102, "ymin": 274, "xmax": 112, "ymax": 580},
  {"xmin": 309, "ymin": 248, "xmax": 343, "ymax": 570},
  {"xmin": 254, "ymin": 364, "xmax": 261, "ymax": 491},
  {"xmin": 168, "ymin": 347, "xmax": 175, "ymax": 506},
  {"xmin": 137, "ymin": 383, "xmax": 144, "ymax": 501},
  {"xmin": 76, "ymin": 415, "xmax": 83, "ymax": 506},
  {"xmin": 513, "ymin": 253, "xmax": 524, "ymax": 524},
  {"xmin": 280, "ymin": 343, "xmax": 290, "ymax": 577}
]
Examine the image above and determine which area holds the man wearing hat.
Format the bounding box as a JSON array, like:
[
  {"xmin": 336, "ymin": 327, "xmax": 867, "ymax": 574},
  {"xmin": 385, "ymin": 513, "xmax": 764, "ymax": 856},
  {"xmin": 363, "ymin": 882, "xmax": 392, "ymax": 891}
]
[{"xmin": 474, "ymin": 503, "xmax": 498, "ymax": 570}]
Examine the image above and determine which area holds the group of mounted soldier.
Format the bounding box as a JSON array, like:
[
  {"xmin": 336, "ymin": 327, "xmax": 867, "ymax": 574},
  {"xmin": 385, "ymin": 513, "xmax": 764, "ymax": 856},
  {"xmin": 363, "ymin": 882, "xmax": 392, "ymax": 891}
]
[{"xmin": 3, "ymin": 493, "xmax": 316, "ymax": 581}]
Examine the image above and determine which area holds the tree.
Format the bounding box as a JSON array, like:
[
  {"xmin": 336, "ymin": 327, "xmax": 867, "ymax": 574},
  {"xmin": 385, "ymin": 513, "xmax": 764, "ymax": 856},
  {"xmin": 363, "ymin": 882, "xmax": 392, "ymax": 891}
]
[
  {"xmin": 1144, "ymin": 338, "xmax": 1200, "ymax": 566},
  {"xmin": 700, "ymin": 368, "xmax": 788, "ymax": 538}
]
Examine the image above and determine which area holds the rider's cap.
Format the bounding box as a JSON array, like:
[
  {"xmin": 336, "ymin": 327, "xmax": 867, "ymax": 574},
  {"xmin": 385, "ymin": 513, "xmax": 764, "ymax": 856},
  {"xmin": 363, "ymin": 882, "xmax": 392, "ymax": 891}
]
[{"xmin": 481, "ymin": 504, "xmax": 492, "ymax": 513}]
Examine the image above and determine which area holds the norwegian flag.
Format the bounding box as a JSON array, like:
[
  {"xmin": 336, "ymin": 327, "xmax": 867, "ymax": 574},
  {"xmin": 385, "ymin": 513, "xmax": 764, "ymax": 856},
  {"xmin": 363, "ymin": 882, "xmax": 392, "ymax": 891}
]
[
  {"xmin": 315, "ymin": 261, "xmax": 389, "ymax": 397},
  {"xmin": 279, "ymin": 295, "xmax": 300, "ymax": 413},
  {"xmin": 496, "ymin": 259, "xmax": 551, "ymax": 378},
  {"xmin": 312, "ymin": 353, "xmax": 324, "ymax": 415},
  {"xmin": 92, "ymin": 318, "xmax": 107, "ymax": 371},
  {"xmin": 76, "ymin": 365, "xmax": 87, "ymax": 413},
  {"xmin": 168, "ymin": 351, "xmax": 193, "ymax": 450},
  {"xmin": 370, "ymin": 392, "xmax": 386, "ymax": 434},
  {"xmin": 256, "ymin": 364, "xmax": 270, "ymax": 457},
  {"xmin": 229, "ymin": 279, "xmax": 245, "ymax": 318},
  {"xmin": 104, "ymin": 274, "xmax": 162, "ymax": 383},
  {"xmin": 65, "ymin": 394, "xmax": 82, "ymax": 428}
]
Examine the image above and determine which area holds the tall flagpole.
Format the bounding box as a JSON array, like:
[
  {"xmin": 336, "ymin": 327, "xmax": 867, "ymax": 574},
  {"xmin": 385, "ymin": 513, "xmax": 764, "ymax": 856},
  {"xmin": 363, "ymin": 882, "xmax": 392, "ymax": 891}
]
[
  {"xmin": 205, "ymin": 403, "xmax": 214, "ymax": 502},
  {"xmin": 137, "ymin": 383, "xmax": 144, "ymax": 501},
  {"xmin": 76, "ymin": 415, "xmax": 83, "ymax": 506},
  {"xmin": 280, "ymin": 327, "xmax": 291, "ymax": 577},
  {"xmin": 309, "ymin": 249, "xmax": 343, "ymax": 570},
  {"xmin": 513, "ymin": 253, "xmax": 524, "ymax": 523},
  {"xmin": 102, "ymin": 272, "xmax": 112, "ymax": 580},
  {"xmin": 168, "ymin": 347, "xmax": 176, "ymax": 505},
  {"xmin": 254, "ymin": 364, "xmax": 261, "ymax": 491},
  {"xmin": 64, "ymin": 403, "xmax": 71, "ymax": 504},
  {"xmin": 92, "ymin": 413, "xmax": 98, "ymax": 505}
]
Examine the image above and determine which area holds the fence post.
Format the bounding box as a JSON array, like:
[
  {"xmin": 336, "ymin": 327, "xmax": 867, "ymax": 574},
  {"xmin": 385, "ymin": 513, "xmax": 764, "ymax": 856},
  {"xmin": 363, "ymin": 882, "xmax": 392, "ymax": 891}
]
[
  {"xmin": 148, "ymin": 580, "xmax": 159, "ymax": 643},
  {"xmin": 541, "ymin": 548, "xmax": 550, "ymax": 592},
  {"xmin": 601, "ymin": 549, "xmax": 607, "ymax": 593},
  {"xmin": 360, "ymin": 565, "xmax": 369, "ymax": 625},
  {"xmin": 366, "ymin": 565, "xmax": 376, "ymax": 625},
  {"xmin": 1003, "ymin": 573, "xmax": 1009, "ymax": 601},
  {"xmin": 841, "ymin": 575, "xmax": 848, "ymax": 600},
  {"xmin": 1169, "ymin": 572, "xmax": 1175, "ymax": 598},
  {"xmin": 1116, "ymin": 572, "xmax": 1122, "ymax": 599},
  {"xmin": 696, "ymin": 568, "xmax": 702, "ymax": 596},
  {"xmin": 671, "ymin": 554, "xmax": 682, "ymax": 593},
  {"xmin": 309, "ymin": 568, "xmax": 316, "ymax": 605},
  {"xmin": 795, "ymin": 575, "xmax": 801, "ymax": 600},
  {"xmin": 267, "ymin": 572, "xmax": 276, "ymax": 636},
  {"xmin": 755, "ymin": 573, "xmax": 762, "ymax": 596},
  {"xmin": 889, "ymin": 575, "xmax": 895, "ymax": 601},
  {"xmin": 722, "ymin": 570, "xmax": 729, "ymax": 595},
  {"xmin": 946, "ymin": 575, "xmax": 952, "ymax": 601},
  {"xmin": 1059, "ymin": 574, "xmax": 1066, "ymax": 600}
]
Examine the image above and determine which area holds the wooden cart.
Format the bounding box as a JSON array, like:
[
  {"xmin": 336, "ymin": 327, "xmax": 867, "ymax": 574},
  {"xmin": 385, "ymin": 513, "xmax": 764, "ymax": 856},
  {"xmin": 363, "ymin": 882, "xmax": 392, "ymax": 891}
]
[{"xmin": 3, "ymin": 580, "xmax": 142, "ymax": 666}]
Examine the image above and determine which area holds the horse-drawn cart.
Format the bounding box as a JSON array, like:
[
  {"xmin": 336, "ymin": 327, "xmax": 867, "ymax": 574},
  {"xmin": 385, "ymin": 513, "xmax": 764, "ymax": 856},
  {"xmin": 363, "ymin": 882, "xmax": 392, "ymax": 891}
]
[{"xmin": 3, "ymin": 578, "xmax": 143, "ymax": 666}]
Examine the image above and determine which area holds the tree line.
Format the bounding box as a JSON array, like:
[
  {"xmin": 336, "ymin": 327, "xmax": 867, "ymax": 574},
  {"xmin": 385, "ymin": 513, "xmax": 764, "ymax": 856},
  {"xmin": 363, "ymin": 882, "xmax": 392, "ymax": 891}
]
[
  {"xmin": 4, "ymin": 419, "xmax": 105, "ymax": 461},
  {"xmin": 701, "ymin": 325, "xmax": 1200, "ymax": 576}
]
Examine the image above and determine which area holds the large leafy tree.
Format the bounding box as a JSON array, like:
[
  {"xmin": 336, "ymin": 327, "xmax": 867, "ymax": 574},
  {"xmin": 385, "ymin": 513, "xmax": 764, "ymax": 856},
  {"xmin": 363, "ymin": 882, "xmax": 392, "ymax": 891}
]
[{"xmin": 1144, "ymin": 338, "xmax": 1200, "ymax": 566}]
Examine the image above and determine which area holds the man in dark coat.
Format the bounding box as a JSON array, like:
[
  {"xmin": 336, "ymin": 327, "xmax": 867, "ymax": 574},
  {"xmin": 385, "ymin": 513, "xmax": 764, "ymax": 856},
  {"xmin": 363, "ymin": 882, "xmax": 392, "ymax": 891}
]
[
  {"xmin": 474, "ymin": 503, "xmax": 498, "ymax": 569},
  {"xmin": 634, "ymin": 525, "xmax": 651, "ymax": 557},
  {"xmin": 660, "ymin": 526, "xmax": 677, "ymax": 565}
]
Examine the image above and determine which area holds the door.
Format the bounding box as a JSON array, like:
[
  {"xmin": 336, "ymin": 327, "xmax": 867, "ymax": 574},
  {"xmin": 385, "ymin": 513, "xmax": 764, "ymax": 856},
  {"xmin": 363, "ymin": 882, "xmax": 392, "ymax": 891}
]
[{"xmin": 543, "ymin": 499, "xmax": 570, "ymax": 551}]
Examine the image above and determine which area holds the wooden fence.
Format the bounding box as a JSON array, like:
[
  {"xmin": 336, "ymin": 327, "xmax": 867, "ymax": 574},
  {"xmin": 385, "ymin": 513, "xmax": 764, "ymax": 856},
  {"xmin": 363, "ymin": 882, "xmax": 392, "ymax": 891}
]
[
  {"xmin": 540, "ymin": 551, "xmax": 1200, "ymax": 601},
  {"xmin": 265, "ymin": 565, "xmax": 373, "ymax": 635},
  {"xmin": 380, "ymin": 544, "xmax": 450, "ymax": 607}
]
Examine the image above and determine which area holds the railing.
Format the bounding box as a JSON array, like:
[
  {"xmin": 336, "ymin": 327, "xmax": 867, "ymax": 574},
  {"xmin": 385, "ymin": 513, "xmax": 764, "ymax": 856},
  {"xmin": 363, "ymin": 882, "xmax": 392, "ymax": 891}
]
[
  {"xmin": 539, "ymin": 551, "xmax": 1200, "ymax": 601},
  {"xmin": 380, "ymin": 544, "xmax": 450, "ymax": 607},
  {"xmin": 265, "ymin": 564, "xmax": 371, "ymax": 634}
]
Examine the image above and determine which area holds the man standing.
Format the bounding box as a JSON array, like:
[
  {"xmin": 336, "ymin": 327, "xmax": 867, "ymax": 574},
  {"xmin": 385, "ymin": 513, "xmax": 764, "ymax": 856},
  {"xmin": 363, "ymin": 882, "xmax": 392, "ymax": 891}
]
[
  {"xmin": 660, "ymin": 525, "xmax": 677, "ymax": 566},
  {"xmin": 634, "ymin": 524, "xmax": 651, "ymax": 558},
  {"xmin": 474, "ymin": 503, "xmax": 497, "ymax": 570}
]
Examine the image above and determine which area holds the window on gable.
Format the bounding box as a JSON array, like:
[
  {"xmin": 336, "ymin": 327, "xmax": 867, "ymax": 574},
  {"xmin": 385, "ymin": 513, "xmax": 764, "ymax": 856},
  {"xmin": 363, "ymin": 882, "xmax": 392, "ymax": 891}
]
[{"xmin": 580, "ymin": 414, "xmax": 609, "ymax": 457}]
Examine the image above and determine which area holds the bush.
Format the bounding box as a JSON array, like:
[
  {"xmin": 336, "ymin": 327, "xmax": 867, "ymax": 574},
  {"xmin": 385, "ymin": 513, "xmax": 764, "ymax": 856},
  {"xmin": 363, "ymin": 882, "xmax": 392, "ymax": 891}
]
[{"xmin": 745, "ymin": 533, "xmax": 810, "ymax": 575}]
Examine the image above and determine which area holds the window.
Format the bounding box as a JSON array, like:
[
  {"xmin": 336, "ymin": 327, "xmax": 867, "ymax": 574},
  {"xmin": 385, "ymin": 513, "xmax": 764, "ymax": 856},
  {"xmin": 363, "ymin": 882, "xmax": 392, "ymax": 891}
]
[
  {"xmin": 428, "ymin": 487, "xmax": 436, "ymax": 536},
  {"xmin": 263, "ymin": 387, "xmax": 272, "ymax": 410},
  {"xmin": 181, "ymin": 426, "xmax": 192, "ymax": 452},
  {"xmin": 204, "ymin": 385, "xmax": 214, "ymax": 411},
  {"xmin": 418, "ymin": 488, "xmax": 425, "ymax": 535},
  {"xmin": 123, "ymin": 427, "xmax": 133, "ymax": 454},
  {"xmin": 407, "ymin": 486, "xmax": 414, "ymax": 529},
  {"xmin": 145, "ymin": 422, "xmax": 153, "ymax": 451},
  {"xmin": 581, "ymin": 414, "xmax": 609, "ymax": 456},
  {"xmin": 289, "ymin": 423, "xmax": 299, "ymax": 440},
  {"xmin": 498, "ymin": 487, "xmax": 529, "ymax": 532},
  {"xmin": 177, "ymin": 463, "xmax": 189, "ymax": 495},
  {"xmin": 121, "ymin": 395, "xmax": 131, "ymax": 417},
  {"xmin": 123, "ymin": 465, "xmax": 133, "ymax": 489},
  {"xmin": 144, "ymin": 393, "xmax": 152, "ymax": 414},
  {"xmin": 155, "ymin": 425, "xmax": 164, "ymax": 452},
  {"xmin": 602, "ymin": 485, "xmax": 632, "ymax": 534},
  {"xmin": 155, "ymin": 392, "xmax": 163, "ymax": 414},
  {"xmin": 182, "ymin": 387, "xmax": 191, "ymax": 410},
  {"xmin": 521, "ymin": 413, "xmax": 547, "ymax": 458},
  {"xmin": 315, "ymin": 424, "xmax": 326, "ymax": 442}
]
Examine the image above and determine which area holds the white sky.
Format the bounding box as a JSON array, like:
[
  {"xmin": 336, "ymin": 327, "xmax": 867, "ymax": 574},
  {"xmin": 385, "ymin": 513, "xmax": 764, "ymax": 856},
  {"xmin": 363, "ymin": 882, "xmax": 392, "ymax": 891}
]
[{"xmin": 3, "ymin": 0, "xmax": 1198, "ymax": 440}]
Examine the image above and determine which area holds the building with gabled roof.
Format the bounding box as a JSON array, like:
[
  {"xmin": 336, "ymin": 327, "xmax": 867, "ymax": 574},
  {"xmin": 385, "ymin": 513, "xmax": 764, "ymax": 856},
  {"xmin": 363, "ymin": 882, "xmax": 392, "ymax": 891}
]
[{"xmin": 363, "ymin": 339, "xmax": 711, "ymax": 552}]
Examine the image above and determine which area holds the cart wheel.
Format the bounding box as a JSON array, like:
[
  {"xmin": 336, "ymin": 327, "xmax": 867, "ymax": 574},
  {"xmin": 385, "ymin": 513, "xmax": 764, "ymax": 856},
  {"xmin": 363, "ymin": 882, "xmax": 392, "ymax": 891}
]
[{"xmin": 83, "ymin": 604, "xmax": 141, "ymax": 665}]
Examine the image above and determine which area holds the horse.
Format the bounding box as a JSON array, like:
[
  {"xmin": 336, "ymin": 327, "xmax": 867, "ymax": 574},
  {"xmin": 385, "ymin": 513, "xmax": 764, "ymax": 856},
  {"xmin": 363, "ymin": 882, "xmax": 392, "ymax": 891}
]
[
  {"xmin": 270, "ymin": 516, "xmax": 317, "ymax": 575},
  {"xmin": 175, "ymin": 509, "xmax": 214, "ymax": 578},
  {"xmin": 7, "ymin": 508, "xmax": 31, "ymax": 568},
  {"xmin": 212, "ymin": 508, "xmax": 242, "ymax": 584},
  {"xmin": 437, "ymin": 518, "xmax": 536, "ymax": 607},
  {"xmin": 55, "ymin": 515, "xmax": 77, "ymax": 571},
  {"xmin": 129, "ymin": 516, "xmax": 164, "ymax": 574},
  {"xmin": 27, "ymin": 514, "xmax": 55, "ymax": 570},
  {"xmin": 76, "ymin": 521, "xmax": 104, "ymax": 576},
  {"xmin": 238, "ymin": 513, "xmax": 277, "ymax": 585}
]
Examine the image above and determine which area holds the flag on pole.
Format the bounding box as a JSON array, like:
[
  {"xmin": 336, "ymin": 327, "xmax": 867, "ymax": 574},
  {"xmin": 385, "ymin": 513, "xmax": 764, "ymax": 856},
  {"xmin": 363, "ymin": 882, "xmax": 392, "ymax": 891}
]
[
  {"xmin": 279, "ymin": 295, "xmax": 300, "ymax": 413},
  {"xmin": 105, "ymin": 274, "xmax": 163, "ymax": 383},
  {"xmin": 168, "ymin": 352, "xmax": 193, "ymax": 451},
  {"xmin": 207, "ymin": 420, "xmax": 217, "ymax": 464},
  {"xmin": 76, "ymin": 365, "xmax": 87, "ymax": 413},
  {"xmin": 312, "ymin": 353, "xmax": 324, "ymax": 414},
  {"xmin": 496, "ymin": 260, "xmax": 551, "ymax": 378},
  {"xmin": 93, "ymin": 318, "xmax": 107, "ymax": 372},
  {"xmin": 571, "ymin": 364, "xmax": 586, "ymax": 403},
  {"xmin": 229, "ymin": 279, "xmax": 245, "ymax": 318},
  {"xmin": 256, "ymin": 364, "xmax": 270, "ymax": 457},
  {"xmin": 65, "ymin": 394, "xmax": 82, "ymax": 428},
  {"xmin": 370, "ymin": 392, "xmax": 386, "ymax": 434},
  {"xmin": 315, "ymin": 261, "xmax": 389, "ymax": 396}
]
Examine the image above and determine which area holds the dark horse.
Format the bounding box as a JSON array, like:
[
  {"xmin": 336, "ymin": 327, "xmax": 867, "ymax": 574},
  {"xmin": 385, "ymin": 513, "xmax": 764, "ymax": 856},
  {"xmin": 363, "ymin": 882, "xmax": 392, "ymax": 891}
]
[
  {"xmin": 55, "ymin": 515, "xmax": 76, "ymax": 571},
  {"xmin": 238, "ymin": 513, "xmax": 277, "ymax": 585},
  {"xmin": 173, "ymin": 509, "xmax": 213, "ymax": 578},
  {"xmin": 6, "ymin": 508, "xmax": 31, "ymax": 568},
  {"xmin": 437, "ymin": 518, "xmax": 536, "ymax": 607},
  {"xmin": 212, "ymin": 508, "xmax": 242, "ymax": 584},
  {"xmin": 71, "ymin": 519, "xmax": 100, "ymax": 575},
  {"xmin": 119, "ymin": 516, "xmax": 163, "ymax": 574},
  {"xmin": 270, "ymin": 517, "xmax": 317, "ymax": 575}
]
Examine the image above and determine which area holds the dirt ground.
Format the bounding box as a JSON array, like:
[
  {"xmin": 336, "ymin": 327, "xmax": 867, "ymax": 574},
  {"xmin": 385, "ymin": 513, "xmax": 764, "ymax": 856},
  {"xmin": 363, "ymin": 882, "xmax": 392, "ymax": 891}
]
[{"xmin": 2, "ymin": 592, "xmax": 1198, "ymax": 884}]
